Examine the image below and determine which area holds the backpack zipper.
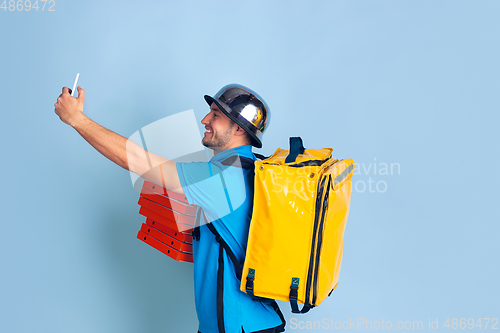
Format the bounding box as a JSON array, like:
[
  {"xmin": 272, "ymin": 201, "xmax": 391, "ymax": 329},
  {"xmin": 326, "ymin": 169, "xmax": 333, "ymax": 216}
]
[
  {"xmin": 312, "ymin": 175, "xmax": 332, "ymax": 306},
  {"xmin": 287, "ymin": 159, "xmax": 330, "ymax": 167},
  {"xmin": 303, "ymin": 175, "xmax": 327, "ymax": 309}
]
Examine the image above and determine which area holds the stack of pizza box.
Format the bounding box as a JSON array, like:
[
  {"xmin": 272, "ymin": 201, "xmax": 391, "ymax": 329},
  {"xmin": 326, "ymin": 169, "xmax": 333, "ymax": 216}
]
[{"xmin": 137, "ymin": 180, "xmax": 197, "ymax": 263}]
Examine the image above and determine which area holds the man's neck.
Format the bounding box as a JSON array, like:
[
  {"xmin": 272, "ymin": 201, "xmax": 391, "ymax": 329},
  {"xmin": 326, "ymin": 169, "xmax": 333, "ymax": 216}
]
[{"xmin": 210, "ymin": 142, "xmax": 250, "ymax": 156}]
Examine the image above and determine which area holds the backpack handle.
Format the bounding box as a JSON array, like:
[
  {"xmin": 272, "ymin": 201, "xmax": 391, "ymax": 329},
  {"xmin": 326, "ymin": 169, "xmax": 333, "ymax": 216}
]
[{"xmin": 285, "ymin": 137, "xmax": 305, "ymax": 163}]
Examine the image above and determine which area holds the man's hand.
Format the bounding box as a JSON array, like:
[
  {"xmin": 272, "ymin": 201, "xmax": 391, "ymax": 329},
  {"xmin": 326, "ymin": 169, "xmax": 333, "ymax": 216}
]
[{"xmin": 54, "ymin": 86, "xmax": 85, "ymax": 126}]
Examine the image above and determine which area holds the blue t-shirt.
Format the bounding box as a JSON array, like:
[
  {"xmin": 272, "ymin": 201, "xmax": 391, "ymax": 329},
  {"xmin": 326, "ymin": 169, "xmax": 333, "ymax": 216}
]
[{"xmin": 176, "ymin": 145, "xmax": 282, "ymax": 333}]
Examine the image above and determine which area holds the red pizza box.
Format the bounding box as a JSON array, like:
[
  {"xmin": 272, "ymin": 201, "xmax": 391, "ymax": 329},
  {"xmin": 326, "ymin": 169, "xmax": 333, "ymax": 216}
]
[
  {"xmin": 140, "ymin": 188, "xmax": 197, "ymax": 216},
  {"xmin": 139, "ymin": 223, "xmax": 193, "ymax": 253},
  {"xmin": 139, "ymin": 207, "xmax": 189, "ymax": 232},
  {"xmin": 145, "ymin": 217, "xmax": 193, "ymax": 243},
  {"xmin": 137, "ymin": 230, "xmax": 193, "ymax": 263},
  {"xmin": 139, "ymin": 206, "xmax": 194, "ymax": 233},
  {"xmin": 138, "ymin": 197, "xmax": 196, "ymax": 226},
  {"xmin": 142, "ymin": 180, "xmax": 188, "ymax": 203}
]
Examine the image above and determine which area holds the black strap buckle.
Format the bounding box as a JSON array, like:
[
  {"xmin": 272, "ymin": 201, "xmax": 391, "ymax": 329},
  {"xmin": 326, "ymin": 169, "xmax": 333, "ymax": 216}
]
[
  {"xmin": 246, "ymin": 277, "xmax": 254, "ymax": 290},
  {"xmin": 289, "ymin": 285, "xmax": 298, "ymax": 301}
]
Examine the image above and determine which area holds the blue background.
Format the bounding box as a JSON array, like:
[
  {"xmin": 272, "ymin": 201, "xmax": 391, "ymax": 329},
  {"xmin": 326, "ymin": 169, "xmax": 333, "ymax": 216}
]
[{"xmin": 1, "ymin": 1, "xmax": 499, "ymax": 332}]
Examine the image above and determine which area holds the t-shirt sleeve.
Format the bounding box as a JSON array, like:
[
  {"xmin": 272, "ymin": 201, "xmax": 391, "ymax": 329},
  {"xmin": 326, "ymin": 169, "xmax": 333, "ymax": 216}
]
[{"xmin": 176, "ymin": 161, "xmax": 248, "ymax": 223}]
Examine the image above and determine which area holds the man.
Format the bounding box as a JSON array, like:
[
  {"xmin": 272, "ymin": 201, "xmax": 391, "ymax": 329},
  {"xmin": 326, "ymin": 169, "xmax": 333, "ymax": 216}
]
[{"xmin": 54, "ymin": 84, "xmax": 285, "ymax": 333}]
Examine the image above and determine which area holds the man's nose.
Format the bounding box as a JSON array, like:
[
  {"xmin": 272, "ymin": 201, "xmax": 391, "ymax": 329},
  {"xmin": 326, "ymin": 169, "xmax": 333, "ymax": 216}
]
[{"xmin": 201, "ymin": 113, "xmax": 210, "ymax": 125}]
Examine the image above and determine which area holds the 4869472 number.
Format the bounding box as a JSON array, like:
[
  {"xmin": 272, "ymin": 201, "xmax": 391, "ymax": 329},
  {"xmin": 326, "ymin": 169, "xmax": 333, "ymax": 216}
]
[
  {"xmin": 443, "ymin": 318, "xmax": 498, "ymax": 330},
  {"xmin": 1, "ymin": 0, "xmax": 55, "ymax": 11}
]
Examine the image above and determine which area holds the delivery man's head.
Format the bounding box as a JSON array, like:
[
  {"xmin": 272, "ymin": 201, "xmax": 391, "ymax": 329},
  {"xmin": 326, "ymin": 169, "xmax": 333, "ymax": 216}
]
[{"xmin": 202, "ymin": 84, "xmax": 270, "ymax": 152}]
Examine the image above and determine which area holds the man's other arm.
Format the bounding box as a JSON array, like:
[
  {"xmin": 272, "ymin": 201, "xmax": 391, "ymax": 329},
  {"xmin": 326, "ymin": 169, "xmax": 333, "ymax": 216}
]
[{"xmin": 54, "ymin": 86, "xmax": 183, "ymax": 194}]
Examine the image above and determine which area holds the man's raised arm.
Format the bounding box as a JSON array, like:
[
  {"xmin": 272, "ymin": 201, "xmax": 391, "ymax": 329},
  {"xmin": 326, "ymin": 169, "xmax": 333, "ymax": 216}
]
[{"xmin": 54, "ymin": 86, "xmax": 183, "ymax": 194}]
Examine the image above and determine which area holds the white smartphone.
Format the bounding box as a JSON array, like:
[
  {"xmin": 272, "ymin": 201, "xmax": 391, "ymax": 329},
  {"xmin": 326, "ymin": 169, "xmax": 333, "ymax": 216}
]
[{"xmin": 71, "ymin": 73, "xmax": 80, "ymax": 97}]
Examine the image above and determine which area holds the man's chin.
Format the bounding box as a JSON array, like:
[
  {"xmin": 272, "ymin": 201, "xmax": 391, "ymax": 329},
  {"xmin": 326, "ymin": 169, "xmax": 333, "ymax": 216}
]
[{"xmin": 202, "ymin": 139, "xmax": 215, "ymax": 149}]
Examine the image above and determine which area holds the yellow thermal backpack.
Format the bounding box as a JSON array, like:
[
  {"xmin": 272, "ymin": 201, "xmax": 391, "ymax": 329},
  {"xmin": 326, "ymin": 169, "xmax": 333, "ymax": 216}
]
[
  {"xmin": 242, "ymin": 137, "xmax": 354, "ymax": 314},
  {"xmin": 197, "ymin": 137, "xmax": 354, "ymax": 316}
]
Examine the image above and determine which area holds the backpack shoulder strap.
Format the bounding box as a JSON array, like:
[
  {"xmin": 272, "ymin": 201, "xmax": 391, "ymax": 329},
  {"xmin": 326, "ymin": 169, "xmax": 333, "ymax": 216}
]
[
  {"xmin": 253, "ymin": 153, "xmax": 267, "ymax": 160},
  {"xmin": 220, "ymin": 155, "xmax": 255, "ymax": 169},
  {"xmin": 202, "ymin": 211, "xmax": 286, "ymax": 332},
  {"xmin": 192, "ymin": 155, "xmax": 255, "ymax": 241},
  {"xmin": 201, "ymin": 211, "xmax": 243, "ymax": 280}
]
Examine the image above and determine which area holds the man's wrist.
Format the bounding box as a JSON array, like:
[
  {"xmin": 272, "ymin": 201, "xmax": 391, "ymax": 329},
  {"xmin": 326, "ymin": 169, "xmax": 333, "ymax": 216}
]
[{"xmin": 70, "ymin": 112, "xmax": 87, "ymax": 129}]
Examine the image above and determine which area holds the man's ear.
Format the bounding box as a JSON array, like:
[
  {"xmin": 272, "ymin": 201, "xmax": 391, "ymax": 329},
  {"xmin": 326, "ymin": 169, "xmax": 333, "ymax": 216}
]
[
  {"xmin": 234, "ymin": 125, "xmax": 247, "ymax": 137},
  {"xmin": 234, "ymin": 125, "xmax": 252, "ymax": 144}
]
